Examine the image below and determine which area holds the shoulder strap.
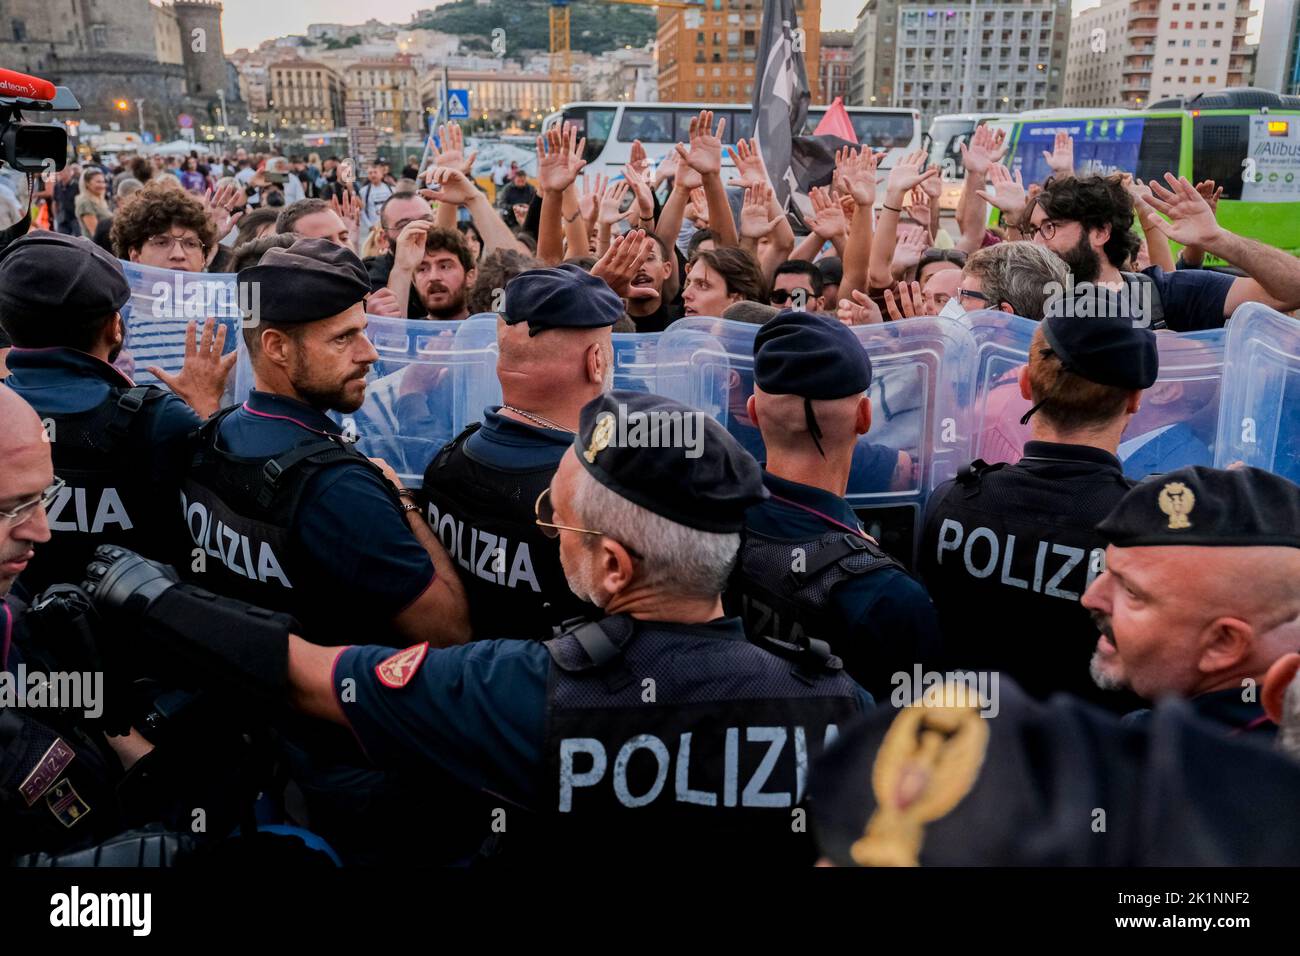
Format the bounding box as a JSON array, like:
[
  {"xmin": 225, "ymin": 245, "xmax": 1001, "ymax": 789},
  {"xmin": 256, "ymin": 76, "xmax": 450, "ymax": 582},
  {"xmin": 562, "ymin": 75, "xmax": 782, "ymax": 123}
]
[
  {"xmin": 257, "ymin": 437, "xmax": 359, "ymax": 509},
  {"xmin": 789, "ymin": 533, "xmax": 900, "ymax": 585},
  {"xmin": 548, "ymin": 615, "xmax": 638, "ymax": 693},
  {"xmin": 432, "ymin": 421, "xmax": 483, "ymax": 473},
  {"xmin": 956, "ymin": 458, "xmax": 1002, "ymax": 490}
]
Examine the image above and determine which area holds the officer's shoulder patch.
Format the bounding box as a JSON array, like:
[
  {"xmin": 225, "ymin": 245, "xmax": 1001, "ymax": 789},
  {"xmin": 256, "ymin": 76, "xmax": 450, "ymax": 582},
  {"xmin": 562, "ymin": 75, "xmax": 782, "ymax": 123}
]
[{"xmin": 375, "ymin": 642, "xmax": 430, "ymax": 689}]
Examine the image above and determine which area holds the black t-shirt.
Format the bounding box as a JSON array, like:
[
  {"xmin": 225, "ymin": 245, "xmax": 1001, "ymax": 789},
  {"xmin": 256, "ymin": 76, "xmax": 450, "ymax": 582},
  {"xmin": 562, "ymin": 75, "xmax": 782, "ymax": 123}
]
[
  {"xmin": 628, "ymin": 297, "xmax": 683, "ymax": 333},
  {"xmin": 364, "ymin": 251, "xmax": 426, "ymax": 319},
  {"xmin": 1143, "ymin": 265, "xmax": 1235, "ymax": 331}
]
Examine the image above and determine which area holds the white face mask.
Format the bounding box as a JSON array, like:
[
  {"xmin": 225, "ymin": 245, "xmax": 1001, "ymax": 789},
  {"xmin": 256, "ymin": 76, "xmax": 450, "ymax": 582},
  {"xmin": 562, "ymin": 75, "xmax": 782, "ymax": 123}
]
[{"xmin": 939, "ymin": 297, "xmax": 967, "ymax": 320}]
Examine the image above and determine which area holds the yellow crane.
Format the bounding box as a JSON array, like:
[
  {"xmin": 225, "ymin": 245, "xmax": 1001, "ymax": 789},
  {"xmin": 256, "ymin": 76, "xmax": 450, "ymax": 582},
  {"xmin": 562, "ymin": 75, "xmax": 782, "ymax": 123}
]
[{"xmin": 549, "ymin": 0, "xmax": 707, "ymax": 110}]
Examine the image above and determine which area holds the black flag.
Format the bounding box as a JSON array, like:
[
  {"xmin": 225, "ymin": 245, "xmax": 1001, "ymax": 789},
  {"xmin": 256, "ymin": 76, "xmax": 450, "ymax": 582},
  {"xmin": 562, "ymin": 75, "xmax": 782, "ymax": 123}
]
[{"xmin": 751, "ymin": 0, "xmax": 810, "ymax": 211}]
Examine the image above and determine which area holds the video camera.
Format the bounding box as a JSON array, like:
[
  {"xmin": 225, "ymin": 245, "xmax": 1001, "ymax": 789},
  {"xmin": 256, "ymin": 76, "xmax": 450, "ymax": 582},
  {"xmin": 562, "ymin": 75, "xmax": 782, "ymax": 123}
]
[{"xmin": 0, "ymin": 68, "xmax": 81, "ymax": 174}]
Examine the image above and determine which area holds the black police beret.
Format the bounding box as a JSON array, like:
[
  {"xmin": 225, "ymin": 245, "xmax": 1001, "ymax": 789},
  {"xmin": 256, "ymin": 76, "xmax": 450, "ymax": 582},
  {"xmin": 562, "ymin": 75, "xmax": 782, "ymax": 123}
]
[
  {"xmin": 807, "ymin": 679, "xmax": 1300, "ymax": 866},
  {"xmin": 0, "ymin": 232, "xmax": 129, "ymax": 323},
  {"xmin": 754, "ymin": 310, "xmax": 872, "ymax": 399},
  {"xmin": 574, "ymin": 390, "xmax": 767, "ymax": 533},
  {"xmin": 237, "ymin": 237, "xmax": 371, "ymax": 325},
  {"xmin": 1096, "ymin": 464, "xmax": 1300, "ymax": 549},
  {"xmin": 503, "ymin": 264, "xmax": 625, "ymax": 336},
  {"xmin": 1042, "ymin": 312, "xmax": 1158, "ymax": 390}
]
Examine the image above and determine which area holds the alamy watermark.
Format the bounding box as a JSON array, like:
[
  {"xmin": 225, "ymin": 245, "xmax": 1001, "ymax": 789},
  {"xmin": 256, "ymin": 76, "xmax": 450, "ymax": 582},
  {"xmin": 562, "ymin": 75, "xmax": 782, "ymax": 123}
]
[
  {"xmin": 1042, "ymin": 274, "xmax": 1152, "ymax": 327},
  {"xmin": 587, "ymin": 403, "xmax": 708, "ymax": 461},
  {"xmin": 0, "ymin": 665, "xmax": 102, "ymax": 719},
  {"xmin": 150, "ymin": 275, "xmax": 260, "ymax": 327},
  {"xmin": 890, "ymin": 665, "xmax": 1000, "ymax": 718}
]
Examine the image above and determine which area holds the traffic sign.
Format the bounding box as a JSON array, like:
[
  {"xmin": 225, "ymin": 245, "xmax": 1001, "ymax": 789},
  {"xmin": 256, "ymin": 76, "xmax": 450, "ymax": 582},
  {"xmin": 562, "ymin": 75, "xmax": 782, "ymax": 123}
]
[
  {"xmin": 177, "ymin": 113, "xmax": 193, "ymax": 129},
  {"xmin": 447, "ymin": 89, "xmax": 470, "ymax": 120}
]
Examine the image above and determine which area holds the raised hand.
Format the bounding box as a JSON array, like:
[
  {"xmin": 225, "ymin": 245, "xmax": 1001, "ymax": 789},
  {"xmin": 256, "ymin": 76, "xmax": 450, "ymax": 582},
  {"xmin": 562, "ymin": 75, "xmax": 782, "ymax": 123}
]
[
  {"xmin": 975, "ymin": 162, "xmax": 1027, "ymax": 219},
  {"xmin": 959, "ymin": 123, "xmax": 1009, "ymax": 177},
  {"xmin": 429, "ymin": 121, "xmax": 477, "ymax": 176},
  {"xmin": 591, "ymin": 229, "xmax": 654, "ymax": 298},
  {"xmin": 836, "ymin": 145, "xmax": 879, "ymax": 209},
  {"xmin": 203, "ymin": 182, "xmax": 244, "ymax": 241},
  {"xmin": 726, "ymin": 137, "xmax": 770, "ymax": 190},
  {"xmin": 805, "ymin": 186, "xmax": 848, "ymax": 241},
  {"xmin": 146, "ymin": 317, "xmax": 236, "ymax": 419},
  {"xmin": 890, "ymin": 224, "xmax": 929, "ymax": 276},
  {"xmin": 330, "ymin": 188, "xmax": 362, "ymax": 231},
  {"xmin": 628, "ymin": 139, "xmax": 652, "ymax": 181},
  {"xmin": 685, "ymin": 186, "xmax": 709, "ymax": 229},
  {"xmin": 364, "ymin": 287, "xmax": 404, "ymax": 318},
  {"xmin": 578, "ymin": 172, "xmax": 607, "ymax": 225},
  {"xmin": 908, "ymin": 185, "xmax": 933, "ymax": 229},
  {"xmin": 622, "ymin": 160, "xmax": 655, "ymax": 222},
  {"xmin": 837, "ymin": 289, "xmax": 882, "ymax": 326},
  {"xmin": 391, "ymin": 219, "xmax": 433, "ymax": 272},
  {"xmin": 1042, "ymin": 131, "xmax": 1075, "ymax": 177},
  {"xmin": 424, "ymin": 166, "xmax": 478, "ymax": 207},
  {"xmin": 883, "ymin": 280, "xmax": 937, "ymax": 322},
  {"xmin": 1194, "ymin": 179, "xmax": 1224, "ymax": 213},
  {"xmin": 1143, "ymin": 173, "xmax": 1224, "ymax": 249},
  {"xmin": 739, "ymin": 182, "xmax": 783, "ymax": 240},
  {"xmin": 886, "ymin": 148, "xmax": 940, "ymax": 200},
  {"xmin": 536, "ymin": 122, "xmax": 587, "ymax": 193},
  {"xmin": 674, "ymin": 109, "xmax": 726, "ymax": 177},
  {"xmin": 598, "ymin": 180, "xmax": 632, "ymax": 227}
]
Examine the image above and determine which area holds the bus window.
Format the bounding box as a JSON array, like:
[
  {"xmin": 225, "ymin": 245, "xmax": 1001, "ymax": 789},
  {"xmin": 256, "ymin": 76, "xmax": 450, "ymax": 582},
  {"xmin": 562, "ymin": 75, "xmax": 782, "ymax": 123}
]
[
  {"xmin": 731, "ymin": 111, "xmax": 754, "ymax": 142},
  {"xmin": 1014, "ymin": 118, "xmax": 1144, "ymax": 184},
  {"xmin": 674, "ymin": 110, "xmax": 697, "ymax": 143},
  {"xmin": 563, "ymin": 107, "xmax": 617, "ymax": 165},
  {"xmin": 1135, "ymin": 116, "xmax": 1182, "ymax": 184},
  {"xmin": 927, "ymin": 117, "xmax": 978, "ymax": 178},
  {"xmin": 618, "ymin": 109, "xmax": 674, "ymax": 144},
  {"xmin": 1192, "ymin": 114, "xmax": 1248, "ymax": 199}
]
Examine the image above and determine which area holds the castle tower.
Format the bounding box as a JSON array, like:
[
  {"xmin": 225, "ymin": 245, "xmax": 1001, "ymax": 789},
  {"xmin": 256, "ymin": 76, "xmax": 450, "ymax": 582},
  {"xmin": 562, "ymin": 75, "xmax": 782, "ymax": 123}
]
[{"xmin": 171, "ymin": 0, "xmax": 228, "ymax": 97}]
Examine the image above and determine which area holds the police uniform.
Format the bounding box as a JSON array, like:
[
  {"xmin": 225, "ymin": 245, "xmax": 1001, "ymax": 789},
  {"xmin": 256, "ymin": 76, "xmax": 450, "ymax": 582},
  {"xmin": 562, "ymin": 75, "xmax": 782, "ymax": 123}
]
[
  {"xmin": 0, "ymin": 233, "xmax": 202, "ymax": 599},
  {"xmin": 806, "ymin": 676, "xmax": 1300, "ymax": 867},
  {"xmin": 917, "ymin": 311, "xmax": 1159, "ymax": 711},
  {"xmin": 177, "ymin": 239, "xmax": 435, "ymax": 646},
  {"xmin": 173, "ymin": 239, "xmax": 466, "ymax": 864},
  {"xmin": 88, "ymin": 392, "xmax": 874, "ymax": 864},
  {"xmin": 726, "ymin": 311, "xmax": 941, "ymax": 702},
  {"xmin": 1096, "ymin": 465, "xmax": 1300, "ymax": 739},
  {"xmin": 419, "ymin": 265, "xmax": 621, "ymax": 639}
]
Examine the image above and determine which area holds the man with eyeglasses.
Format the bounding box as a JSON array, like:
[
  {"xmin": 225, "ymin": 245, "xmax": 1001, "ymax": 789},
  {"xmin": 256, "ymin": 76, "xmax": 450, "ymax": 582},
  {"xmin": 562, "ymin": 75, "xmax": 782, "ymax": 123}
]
[
  {"xmin": 0, "ymin": 233, "xmax": 231, "ymax": 599},
  {"xmin": 419, "ymin": 265, "xmax": 618, "ymax": 640},
  {"xmin": 769, "ymin": 260, "xmax": 826, "ymax": 313},
  {"xmin": 109, "ymin": 180, "xmax": 215, "ymax": 274},
  {"xmin": 84, "ymin": 389, "xmax": 873, "ymax": 864}
]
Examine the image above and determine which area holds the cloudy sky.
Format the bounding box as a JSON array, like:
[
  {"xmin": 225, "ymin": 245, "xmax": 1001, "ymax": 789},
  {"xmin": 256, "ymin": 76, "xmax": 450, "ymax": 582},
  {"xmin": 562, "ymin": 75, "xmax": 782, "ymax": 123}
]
[{"xmin": 211, "ymin": 0, "xmax": 1265, "ymax": 53}]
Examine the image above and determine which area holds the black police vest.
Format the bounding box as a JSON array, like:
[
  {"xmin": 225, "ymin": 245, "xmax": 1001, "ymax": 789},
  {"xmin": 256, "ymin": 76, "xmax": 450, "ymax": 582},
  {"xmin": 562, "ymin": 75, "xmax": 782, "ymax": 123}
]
[
  {"xmin": 726, "ymin": 528, "xmax": 904, "ymax": 653},
  {"xmin": 534, "ymin": 614, "xmax": 864, "ymax": 864},
  {"xmin": 179, "ymin": 406, "xmax": 399, "ymax": 643},
  {"xmin": 420, "ymin": 423, "xmax": 599, "ymax": 639},
  {"xmin": 918, "ymin": 458, "xmax": 1135, "ymax": 709},
  {"xmin": 20, "ymin": 386, "xmax": 185, "ymax": 597}
]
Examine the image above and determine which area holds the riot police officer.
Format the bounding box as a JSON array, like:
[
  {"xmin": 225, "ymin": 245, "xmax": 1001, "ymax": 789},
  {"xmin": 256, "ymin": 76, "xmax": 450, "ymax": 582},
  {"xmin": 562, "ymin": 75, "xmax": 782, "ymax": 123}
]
[
  {"xmin": 84, "ymin": 391, "xmax": 873, "ymax": 865},
  {"xmin": 0, "ymin": 233, "xmax": 231, "ymax": 599},
  {"xmin": 917, "ymin": 309, "xmax": 1158, "ymax": 710},
  {"xmin": 178, "ymin": 237, "xmax": 468, "ymax": 648},
  {"xmin": 176, "ymin": 237, "xmax": 474, "ymax": 863},
  {"xmin": 727, "ymin": 311, "xmax": 940, "ymax": 702},
  {"xmin": 420, "ymin": 265, "xmax": 620, "ymax": 639},
  {"xmin": 1085, "ymin": 465, "xmax": 1300, "ymax": 738}
]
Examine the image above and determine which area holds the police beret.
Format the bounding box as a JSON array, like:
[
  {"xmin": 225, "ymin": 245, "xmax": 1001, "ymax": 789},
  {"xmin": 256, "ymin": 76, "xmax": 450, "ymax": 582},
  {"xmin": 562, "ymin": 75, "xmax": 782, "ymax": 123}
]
[
  {"xmin": 1096, "ymin": 465, "xmax": 1300, "ymax": 549},
  {"xmin": 237, "ymin": 237, "xmax": 371, "ymax": 325},
  {"xmin": 574, "ymin": 390, "xmax": 767, "ymax": 533},
  {"xmin": 807, "ymin": 679, "xmax": 1300, "ymax": 866},
  {"xmin": 503, "ymin": 264, "xmax": 625, "ymax": 337},
  {"xmin": 0, "ymin": 232, "xmax": 129, "ymax": 323},
  {"xmin": 1042, "ymin": 312, "xmax": 1158, "ymax": 390},
  {"xmin": 753, "ymin": 310, "xmax": 872, "ymax": 399}
]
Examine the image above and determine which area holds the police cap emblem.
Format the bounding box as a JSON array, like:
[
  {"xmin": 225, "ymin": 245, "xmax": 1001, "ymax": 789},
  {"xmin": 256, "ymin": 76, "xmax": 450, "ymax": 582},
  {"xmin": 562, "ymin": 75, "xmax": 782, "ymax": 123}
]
[
  {"xmin": 584, "ymin": 412, "xmax": 615, "ymax": 464},
  {"xmin": 1158, "ymin": 481, "xmax": 1195, "ymax": 531}
]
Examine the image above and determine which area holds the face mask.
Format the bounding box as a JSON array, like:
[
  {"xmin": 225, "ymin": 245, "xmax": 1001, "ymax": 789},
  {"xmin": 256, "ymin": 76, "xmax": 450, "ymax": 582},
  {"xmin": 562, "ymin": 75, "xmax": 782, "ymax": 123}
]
[{"xmin": 939, "ymin": 297, "xmax": 966, "ymax": 320}]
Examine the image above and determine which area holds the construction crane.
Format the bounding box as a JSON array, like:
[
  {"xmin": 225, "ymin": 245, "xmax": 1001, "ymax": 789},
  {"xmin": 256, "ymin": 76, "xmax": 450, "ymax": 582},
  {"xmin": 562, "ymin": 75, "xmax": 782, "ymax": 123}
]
[{"xmin": 549, "ymin": 0, "xmax": 708, "ymax": 110}]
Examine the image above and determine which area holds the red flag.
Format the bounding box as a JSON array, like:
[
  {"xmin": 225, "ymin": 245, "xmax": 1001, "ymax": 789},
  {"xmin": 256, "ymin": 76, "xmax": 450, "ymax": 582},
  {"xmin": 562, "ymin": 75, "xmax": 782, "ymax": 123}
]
[{"xmin": 813, "ymin": 97, "xmax": 857, "ymax": 144}]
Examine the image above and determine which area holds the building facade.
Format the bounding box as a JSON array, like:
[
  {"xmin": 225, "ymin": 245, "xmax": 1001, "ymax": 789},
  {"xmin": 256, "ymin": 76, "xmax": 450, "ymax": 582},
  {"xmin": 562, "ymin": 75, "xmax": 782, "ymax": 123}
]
[
  {"xmin": 1254, "ymin": 0, "xmax": 1299, "ymax": 94},
  {"xmin": 345, "ymin": 60, "xmax": 423, "ymax": 134},
  {"xmin": 419, "ymin": 70, "xmax": 580, "ymax": 126},
  {"xmin": 657, "ymin": 0, "xmax": 822, "ymax": 104},
  {"xmin": 269, "ymin": 61, "xmax": 346, "ymax": 131},
  {"xmin": 856, "ymin": 0, "xmax": 1071, "ymax": 123},
  {"xmin": 820, "ymin": 30, "xmax": 854, "ymax": 104},
  {"xmin": 1065, "ymin": 0, "xmax": 1258, "ymax": 109}
]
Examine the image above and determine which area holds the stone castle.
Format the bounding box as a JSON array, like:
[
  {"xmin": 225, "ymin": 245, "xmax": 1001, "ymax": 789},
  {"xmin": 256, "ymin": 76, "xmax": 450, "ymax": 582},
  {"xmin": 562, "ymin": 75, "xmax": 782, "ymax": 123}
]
[{"xmin": 0, "ymin": 0, "xmax": 246, "ymax": 140}]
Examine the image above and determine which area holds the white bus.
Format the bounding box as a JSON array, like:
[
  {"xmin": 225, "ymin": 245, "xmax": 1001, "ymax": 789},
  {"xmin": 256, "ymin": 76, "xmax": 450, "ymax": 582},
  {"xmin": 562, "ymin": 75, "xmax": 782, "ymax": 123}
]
[{"xmin": 542, "ymin": 101, "xmax": 921, "ymax": 180}]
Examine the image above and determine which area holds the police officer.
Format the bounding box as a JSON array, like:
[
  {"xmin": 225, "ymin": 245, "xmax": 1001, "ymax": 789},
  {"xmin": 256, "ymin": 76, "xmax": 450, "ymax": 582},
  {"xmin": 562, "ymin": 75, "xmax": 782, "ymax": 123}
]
[
  {"xmin": 727, "ymin": 311, "xmax": 940, "ymax": 702},
  {"xmin": 805, "ymin": 672, "xmax": 1300, "ymax": 867},
  {"xmin": 1085, "ymin": 465, "xmax": 1300, "ymax": 738},
  {"xmin": 0, "ymin": 233, "xmax": 232, "ymax": 598},
  {"xmin": 420, "ymin": 265, "xmax": 620, "ymax": 639},
  {"xmin": 917, "ymin": 309, "xmax": 1158, "ymax": 710},
  {"xmin": 179, "ymin": 237, "xmax": 468, "ymax": 648},
  {"xmin": 84, "ymin": 391, "xmax": 873, "ymax": 864},
  {"xmin": 177, "ymin": 237, "xmax": 475, "ymax": 863}
]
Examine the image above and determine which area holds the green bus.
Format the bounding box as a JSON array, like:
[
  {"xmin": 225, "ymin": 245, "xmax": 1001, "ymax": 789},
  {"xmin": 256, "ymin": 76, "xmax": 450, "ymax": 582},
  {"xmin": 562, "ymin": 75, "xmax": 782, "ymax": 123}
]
[{"xmin": 983, "ymin": 89, "xmax": 1300, "ymax": 256}]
